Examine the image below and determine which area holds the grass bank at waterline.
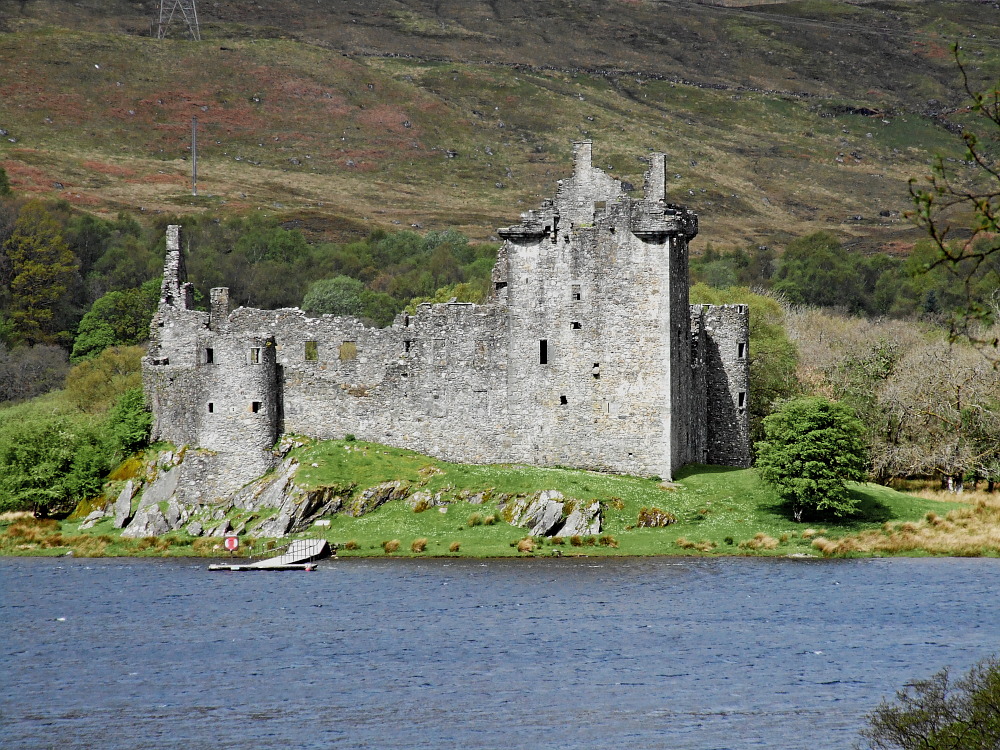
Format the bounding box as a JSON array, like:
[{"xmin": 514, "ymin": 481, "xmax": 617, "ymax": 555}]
[{"xmin": 2, "ymin": 439, "xmax": 998, "ymax": 559}]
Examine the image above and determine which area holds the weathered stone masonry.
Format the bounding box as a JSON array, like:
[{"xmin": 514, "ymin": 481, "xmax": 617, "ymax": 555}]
[{"xmin": 144, "ymin": 142, "xmax": 750, "ymax": 493}]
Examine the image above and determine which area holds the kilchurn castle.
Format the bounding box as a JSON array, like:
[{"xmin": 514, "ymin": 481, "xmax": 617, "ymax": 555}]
[{"xmin": 144, "ymin": 141, "xmax": 750, "ymax": 490}]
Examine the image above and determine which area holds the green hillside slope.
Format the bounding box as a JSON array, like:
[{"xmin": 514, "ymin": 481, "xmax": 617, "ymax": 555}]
[{"xmin": 1, "ymin": 0, "xmax": 997, "ymax": 248}]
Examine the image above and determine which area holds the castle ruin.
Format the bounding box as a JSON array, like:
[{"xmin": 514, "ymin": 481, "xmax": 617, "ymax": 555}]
[{"xmin": 144, "ymin": 142, "xmax": 750, "ymax": 493}]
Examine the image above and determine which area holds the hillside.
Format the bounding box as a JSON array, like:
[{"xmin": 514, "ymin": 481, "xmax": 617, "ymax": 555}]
[{"xmin": 1, "ymin": 0, "xmax": 998, "ymax": 248}]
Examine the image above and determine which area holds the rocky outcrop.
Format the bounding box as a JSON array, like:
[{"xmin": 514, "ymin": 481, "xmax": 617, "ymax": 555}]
[
  {"xmin": 501, "ymin": 490, "xmax": 601, "ymax": 536},
  {"xmin": 113, "ymin": 480, "xmax": 136, "ymax": 528},
  {"xmin": 122, "ymin": 504, "xmax": 170, "ymax": 538},
  {"xmin": 346, "ymin": 480, "xmax": 410, "ymax": 517},
  {"xmin": 113, "ymin": 447, "xmax": 600, "ymax": 540}
]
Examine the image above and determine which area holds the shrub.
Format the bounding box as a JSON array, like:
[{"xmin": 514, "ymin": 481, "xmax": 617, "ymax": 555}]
[
  {"xmin": 637, "ymin": 507, "xmax": 677, "ymax": 528},
  {"xmin": 859, "ymin": 654, "xmax": 1000, "ymax": 750},
  {"xmin": 598, "ymin": 534, "xmax": 618, "ymax": 548},
  {"xmin": 483, "ymin": 514, "xmax": 497, "ymax": 525},
  {"xmin": 516, "ymin": 538, "xmax": 534, "ymax": 553},
  {"xmin": 570, "ymin": 535, "xmax": 583, "ymax": 547},
  {"xmin": 583, "ymin": 535, "xmax": 596, "ymax": 546},
  {"xmin": 550, "ymin": 536, "xmax": 565, "ymax": 545},
  {"xmin": 411, "ymin": 538, "xmax": 428, "ymax": 553},
  {"xmin": 382, "ymin": 539, "xmax": 400, "ymax": 554},
  {"xmin": 448, "ymin": 541, "xmax": 461, "ymax": 553}
]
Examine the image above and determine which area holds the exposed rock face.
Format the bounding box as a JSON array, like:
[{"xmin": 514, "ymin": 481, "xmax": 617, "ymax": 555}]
[
  {"xmin": 79, "ymin": 510, "xmax": 106, "ymax": 530},
  {"xmin": 114, "ymin": 448, "xmax": 600, "ymax": 540},
  {"xmin": 501, "ymin": 490, "xmax": 601, "ymax": 536},
  {"xmin": 113, "ymin": 480, "xmax": 136, "ymax": 528},
  {"xmin": 347, "ymin": 480, "xmax": 410, "ymax": 517},
  {"xmin": 122, "ymin": 504, "xmax": 170, "ymax": 538}
]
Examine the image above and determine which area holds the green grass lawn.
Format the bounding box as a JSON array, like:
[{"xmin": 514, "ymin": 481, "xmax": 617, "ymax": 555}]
[
  {"xmin": 2, "ymin": 437, "xmax": 963, "ymax": 559},
  {"xmin": 284, "ymin": 439, "xmax": 952, "ymax": 558}
]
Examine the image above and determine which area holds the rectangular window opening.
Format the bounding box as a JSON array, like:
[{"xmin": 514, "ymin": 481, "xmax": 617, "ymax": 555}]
[
  {"xmin": 305, "ymin": 341, "xmax": 318, "ymax": 361},
  {"xmin": 249, "ymin": 347, "xmax": 261, "ymax": 364},
  {"xmin": 207, "ymin": 402, "xmax": 214, "ymax": 413},
  {"xmin": 571, "ymin": 321, "xmax": 582, "ymax": 330},
  {"xmin": 403, "ymin": 340, "xmax": 412, "ymax": 353},
  {"xmin": 737, "ymin": 342, "xmax": 747, "ymax": 359},
  {"xmin": 738, "ymin": 391, "xmax": 747, "ymax": 410},
  {"xmin": 205, "ymin": 348, "xmax": 214, "ymax": 364},
  {"xmin": 592, "ymin": 363, "xmax": 601, "ymax": 379},
  {"xmin": 559, "ymin": 395, "xmax": 568, "ymax": 405},
  {"xmin": 571, "ymin": 284, "xmax": 581, "ymax": 301},
  {"xmin": 494, "ymin": 281, "xmax": 507, "ymax": 291},
  {"xmin": 339, "ymin": 341, "xmax": 357, "ymax": 361},
  {"xmin": 539, "ymin": 339, "xmax": 548, "ymax": 365},
  {"xmin": 251, "ymin": 401, "xmax": 262, "ymax": 414}
]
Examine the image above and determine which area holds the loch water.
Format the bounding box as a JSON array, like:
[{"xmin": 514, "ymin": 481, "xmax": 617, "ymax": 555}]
[{"xmin": 2, "ymin": 556, "xmax": 998, "ymax": 749}]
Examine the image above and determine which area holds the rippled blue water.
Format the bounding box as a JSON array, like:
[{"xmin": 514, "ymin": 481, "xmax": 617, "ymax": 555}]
[{"xmin": 2, "ymin": 556, "xmax": 998, "ymax": 749}]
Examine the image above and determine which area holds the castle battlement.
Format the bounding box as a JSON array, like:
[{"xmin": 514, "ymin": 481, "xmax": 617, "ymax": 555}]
[{"xmin": 144, "ymin": 142, "xmax": 749, "ymax": 488}]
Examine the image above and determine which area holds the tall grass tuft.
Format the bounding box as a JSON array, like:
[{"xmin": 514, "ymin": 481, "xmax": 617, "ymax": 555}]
[
  {"xmin": 467, "ymin": 513, "xmax": 483, "ymax": 527},
  {"xmin": 411, "ymin": 538, "xmax": 428, "ymax": 553},
  {"xmin": 343, "ymin": 539, "xmax": 359, "ymax": 550},
  {"xmin": 516, "ymin": 538, "xmax": 535, "ymax": 553},
  {"xmin": 740, "ymin": 533, "xmax": 779, "ymax": 550},
  {"xmin": 449, "ymin": 541, "xmax": 461, "ymax": 553},
  {"xmin": 382, "ymin": 539, "xmax": 400, "ymax": 554}
]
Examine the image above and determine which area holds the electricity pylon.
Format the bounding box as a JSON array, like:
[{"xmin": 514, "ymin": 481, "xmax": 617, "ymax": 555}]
[{"xmin": 156, "ymin": 0, "xmax": 201, "ymax": 41}]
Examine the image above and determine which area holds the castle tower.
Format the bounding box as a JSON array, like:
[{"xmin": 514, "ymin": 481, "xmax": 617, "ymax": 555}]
[
  {"xmin": 144, "ymin": 226, "xmax": 278, "ymax": 485},
  {"xmin": 497, "ymin": 141, "xmax": 699, "ymax": 479}
]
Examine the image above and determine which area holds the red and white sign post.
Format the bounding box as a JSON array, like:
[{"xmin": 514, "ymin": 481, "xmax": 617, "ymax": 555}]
[{"xmin": 224, "ymin": 534, "xmax": 239, "ymax": 558}]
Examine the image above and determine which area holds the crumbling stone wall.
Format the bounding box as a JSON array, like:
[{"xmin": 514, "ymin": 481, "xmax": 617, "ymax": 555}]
[{"xmin": 144, "ymin": 141, "xmax": 750, "ymax": 489}]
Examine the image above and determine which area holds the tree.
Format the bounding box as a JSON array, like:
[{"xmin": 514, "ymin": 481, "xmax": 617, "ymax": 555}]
[
  {"xmin": 2, "ymin": 200, "xmax": 80, "ymax": 345},
  {"xmin": 71, "ymin": 279, "xmax": 159, "ymax": 361},
  {"xmin": 909, "ymin": 50, "xmax": 1000, "ymax": 355},
  {"xmin": 755, "ymin": 396, "xmax": 868, "ymax": 518},
  {"xmin": 858, "ymin": 654, "xmax": 1000, "ymax": 750},
  {"xmin": 0, "ymin": 165, "xmax": 11, "ymax": 197},
  {"xmin": 301, "ymin": 275, "xmax": 366, "ymax": 317}
]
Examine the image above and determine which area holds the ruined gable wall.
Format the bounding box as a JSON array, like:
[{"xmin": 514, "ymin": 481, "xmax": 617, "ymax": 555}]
[{"xmin": 700, "ymin": 304, "xmax": 751, "ymax": 467}]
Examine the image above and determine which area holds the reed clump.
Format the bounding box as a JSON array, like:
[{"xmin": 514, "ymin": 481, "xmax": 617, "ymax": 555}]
[
  {"xmin": 448, "ymin": 541, "xmax": 461, "ymax": 553},
  {"xmin": 411, "ymin": 538, "xmax": 428, "ymax": 553},
  {"xmin": 812, "ymin": 497, "xmax": 1000, "ymax": 557},
  {"xmin": 382, "ymin": 539, "xmax": 400, "ymax": 554},
  {"xmin": 516, "ymin": 538, "xmax": 535, "ymax": 553},
  {"xmin": 740, "ymin": 533, "xmax": 779, "ymax": 550}
]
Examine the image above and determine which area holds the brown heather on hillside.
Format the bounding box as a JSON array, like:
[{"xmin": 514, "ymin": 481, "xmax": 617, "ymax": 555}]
[{"xmin": 0, "ymin": 0, "xmax": 998, "ymax": 248}]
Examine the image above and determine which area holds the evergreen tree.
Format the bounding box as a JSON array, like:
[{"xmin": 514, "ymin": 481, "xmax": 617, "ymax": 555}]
[
  {"xmin": 2, "ymin": 200, "xmax": 79, "ymax": 345},
  {"xmin": 0, "ymin": 165, "xmax": 11, "ymax": 197}
]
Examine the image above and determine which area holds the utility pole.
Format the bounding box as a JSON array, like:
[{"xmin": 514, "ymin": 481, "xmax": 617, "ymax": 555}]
[
  {"xmin": 191, "ymin": 116, "xmax": 198, "ymax": 196},
  {"xmin": 156, "ymin": 0, "xmax": 201, "ymax": 41}
]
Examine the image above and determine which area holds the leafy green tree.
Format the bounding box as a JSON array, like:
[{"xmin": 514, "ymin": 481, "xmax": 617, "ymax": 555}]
[
  {"xmin": 756, "ymin": 396, "xmax": 868, "ymax": 518},
  {"xmin": 63, "ymin": 345, "xmax": 144, "ymax": 413},
  {"xmin": 302, "ymin": 275, "xmax": 366, "ymax": 317},
  {"xmin": 2, "ymin": 200, "xmax": 80, "ymax": 345},
  {"xmin": 0, "ymin": 165, "xmax": 11, "ymax": 197},
  {"xmin": 71, "ymin": 279, "xmax": 159, "ymax": 361},
  {"xmin": 104, "ymin": 387, "xmax": 152, "ymax": 459},
  {"xmin": 858, "ymin": 654, "xmax": 1000, "ymax": 750},
  {"xmin": 772, "ymin": 232, "xmax": 868, "ymax": 313},
  {"xmin": 0, "ymin": 409, "xmax": 107, "ymax": 515}
]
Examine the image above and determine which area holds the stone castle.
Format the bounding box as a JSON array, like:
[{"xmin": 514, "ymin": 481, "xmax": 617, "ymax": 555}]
[{"xmin": 143, "ymin": 141, "xmax": 749, "ymax": 492}]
